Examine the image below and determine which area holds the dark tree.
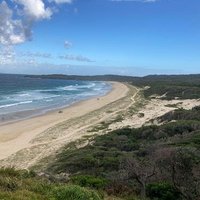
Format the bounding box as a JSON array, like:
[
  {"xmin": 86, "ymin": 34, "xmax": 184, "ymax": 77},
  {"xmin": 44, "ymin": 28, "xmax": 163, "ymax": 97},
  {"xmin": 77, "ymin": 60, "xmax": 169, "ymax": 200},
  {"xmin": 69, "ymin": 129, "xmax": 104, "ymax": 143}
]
[
  {"xmin": 120, "ymin": 157, "xmax": 156, "ymax": 198},
  {"xmin": 155, "ymin": 147, "xmax": 200, "ymax": 200}
]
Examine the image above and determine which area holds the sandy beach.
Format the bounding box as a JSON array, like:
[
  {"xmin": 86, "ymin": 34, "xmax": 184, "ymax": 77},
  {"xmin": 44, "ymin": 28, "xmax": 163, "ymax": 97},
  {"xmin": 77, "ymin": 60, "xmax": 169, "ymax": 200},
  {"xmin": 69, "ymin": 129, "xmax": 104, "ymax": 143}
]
[{"xmin": 0, "ymin": 82, "xmax": 130, "ymax": 164}]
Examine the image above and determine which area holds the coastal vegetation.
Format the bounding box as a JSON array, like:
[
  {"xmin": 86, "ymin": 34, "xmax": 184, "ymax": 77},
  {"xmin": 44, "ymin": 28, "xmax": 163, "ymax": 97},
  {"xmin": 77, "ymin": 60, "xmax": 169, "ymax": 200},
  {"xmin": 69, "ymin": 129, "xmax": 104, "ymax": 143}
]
[
  {"xmin": 1, "ymin": 74, "xmax": 200, "ymax": 199},
  {"xmin": 0, "ymin": 168, "xmax": 102, "ymax": 200},
  {"xmin": 46, "ymin": 107, "xmax": 200, "ymax": 199},
  {"xmin": 1, "ymin": 106, "xmax": 198, "ymax": 199}
]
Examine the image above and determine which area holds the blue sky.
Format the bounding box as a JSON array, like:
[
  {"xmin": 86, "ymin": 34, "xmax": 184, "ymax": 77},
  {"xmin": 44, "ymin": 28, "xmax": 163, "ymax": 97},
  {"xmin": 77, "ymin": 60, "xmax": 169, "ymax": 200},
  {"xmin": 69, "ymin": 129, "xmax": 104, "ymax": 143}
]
[{"xmin": 0, "ymin": 0, "xmax": 200, "ymax": 75}]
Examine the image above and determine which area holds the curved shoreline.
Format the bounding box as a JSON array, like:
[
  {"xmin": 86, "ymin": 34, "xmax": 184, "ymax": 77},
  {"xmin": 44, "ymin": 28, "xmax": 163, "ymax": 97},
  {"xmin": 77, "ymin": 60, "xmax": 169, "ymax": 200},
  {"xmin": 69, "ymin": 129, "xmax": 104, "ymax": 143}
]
[
  {"xmin": 0, "ymin": 81, "xmax": 129, "ymax": 161},
  {"xmin": 0, "ymin": 81, "xmax": 111, "ymax": 126}
]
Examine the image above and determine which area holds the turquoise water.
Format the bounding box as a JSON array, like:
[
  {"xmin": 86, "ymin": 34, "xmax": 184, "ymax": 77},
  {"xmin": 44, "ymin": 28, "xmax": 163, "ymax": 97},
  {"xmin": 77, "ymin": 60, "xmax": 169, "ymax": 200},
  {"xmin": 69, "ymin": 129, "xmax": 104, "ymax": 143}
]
[{"xmin": 0, "ymin": 74, "xmax": 111, "ymax": 121}]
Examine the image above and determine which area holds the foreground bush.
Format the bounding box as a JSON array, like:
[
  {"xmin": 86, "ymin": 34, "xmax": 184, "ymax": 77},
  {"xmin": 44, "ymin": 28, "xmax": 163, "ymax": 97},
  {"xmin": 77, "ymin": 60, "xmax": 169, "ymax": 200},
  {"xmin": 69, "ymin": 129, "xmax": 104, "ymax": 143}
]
[
  {"xmin": 52, "ymin": 185, "xmax": 102, "ymax": 200},
  {"xmin": 71, "ymin": 175, "xmax": 108, "ymax": 190},
  {"xmin": 146, "ymin": 182, "xmax": 181, "ymax": 200},
  {"xmin": 0, "ymin": 168, "xmax": 102, "ymax": 200},
  {"xmin": 0, "ymin": 190, "xmax": 47, "ymax": 200}
]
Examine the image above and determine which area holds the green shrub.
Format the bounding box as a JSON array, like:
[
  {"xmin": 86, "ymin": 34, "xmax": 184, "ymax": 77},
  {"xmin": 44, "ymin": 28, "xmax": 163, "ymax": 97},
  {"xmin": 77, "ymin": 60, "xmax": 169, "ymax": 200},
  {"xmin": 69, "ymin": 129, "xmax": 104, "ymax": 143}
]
[
  {"xmin": 147, "ymin": 182, "xmax": 181, "ymax": 200},
  {"xmin": 0, "ymin": 168, "xmax": 21, "ymax": 177},
  {"xmin": 52, "ymin": 185, "xmax": 102, "ymax": 200},
  {"xmin": 0, "ymin": 176, "xmax": 19, "ymax": 191},
  {"xmin": 22, "ymin": 178, "xmax": 53, "ymax": 196},
  {"xmin": 71, "ymin": 175, "xmax": 108, "ymax": 189},
  {"xmin": 0, "ymin": 190, "xmax": 48, "ymax": 200}
]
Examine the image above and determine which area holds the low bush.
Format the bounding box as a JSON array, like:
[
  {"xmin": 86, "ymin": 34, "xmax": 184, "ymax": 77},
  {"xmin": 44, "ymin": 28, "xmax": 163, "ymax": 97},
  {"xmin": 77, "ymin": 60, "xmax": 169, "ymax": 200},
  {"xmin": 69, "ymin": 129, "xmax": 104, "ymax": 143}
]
[
  {"xmin": 146, "ymin": 182, "xmax": 181, "ymax": 200},
  {"xmin": 0, "ymin": 190, "xmax": 48, "ymax": 200},
  {"xmin": 52, "ymin": 185, "xmax": 102, "ymax": 200},
  {"xmin": 71, "ymin": 175, "xmax": 108, "ymax": 189}
]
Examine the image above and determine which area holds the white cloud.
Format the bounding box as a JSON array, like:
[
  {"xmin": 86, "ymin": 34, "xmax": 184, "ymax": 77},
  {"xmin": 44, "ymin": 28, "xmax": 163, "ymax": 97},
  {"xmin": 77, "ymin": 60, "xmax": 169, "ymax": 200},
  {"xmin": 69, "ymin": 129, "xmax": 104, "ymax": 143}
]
[
  {"xmin": 0, "ymin": 1, "xmax": 28, "ymax": 45},
  {"xmin": 20, "ymin": 51, "xmax": 52, "ymax": 58},
  {"xmin": 59, "ymin": 54, "xmax": 94, "ymax": 62},
  {"xmin": 64, "ymin": 40, "xmax": 72, "ymax": 48},
  {"xmin": 0, "ymin": 0, "xmax": 73, "ymax": 47},
  {"xmin": 0, "ymin": 48, "xmax": 53, "ymax": 65},
  {"xmin": 14, "ymin": 0, "xmax": 52, "ymax": 20},
  {"xmin": 0, "ymin": 46, "xmax": 16, "ymax": 64}
]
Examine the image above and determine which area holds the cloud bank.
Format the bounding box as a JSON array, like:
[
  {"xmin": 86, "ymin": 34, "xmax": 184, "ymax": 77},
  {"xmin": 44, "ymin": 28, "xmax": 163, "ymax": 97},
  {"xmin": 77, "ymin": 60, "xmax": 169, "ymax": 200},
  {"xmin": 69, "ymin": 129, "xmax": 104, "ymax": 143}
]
[
  {"xmin": 0, "ymin": 0, "xmax": 73, "ymax": 46},
  {"xmin": 0, "ymin": 2, "xmax": 28, "ymax": 45}
]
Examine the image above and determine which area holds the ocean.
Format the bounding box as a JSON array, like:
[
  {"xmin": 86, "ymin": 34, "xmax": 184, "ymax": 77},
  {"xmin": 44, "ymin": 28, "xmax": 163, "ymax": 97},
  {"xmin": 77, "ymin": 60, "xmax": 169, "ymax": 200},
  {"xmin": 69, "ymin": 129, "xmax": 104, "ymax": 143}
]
[{"xmin": 0, "ymin": 74, "xmax": 111, "ymax": 123}]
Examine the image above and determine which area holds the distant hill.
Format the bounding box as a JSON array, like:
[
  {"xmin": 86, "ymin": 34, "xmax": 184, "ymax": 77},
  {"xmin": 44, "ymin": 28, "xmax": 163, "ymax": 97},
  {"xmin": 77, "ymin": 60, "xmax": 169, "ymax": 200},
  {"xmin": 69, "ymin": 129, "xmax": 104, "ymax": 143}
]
[
  {"xmin": 26, "ymin": 74, "xmax": 200, "ymax": 84},
  {"xmin": 26, "ymin": 74, "xmax": 200, "ymax": 100},
  {"xmin": 26, "ymin": 74, "xmax": 139, "ymax": 82}
]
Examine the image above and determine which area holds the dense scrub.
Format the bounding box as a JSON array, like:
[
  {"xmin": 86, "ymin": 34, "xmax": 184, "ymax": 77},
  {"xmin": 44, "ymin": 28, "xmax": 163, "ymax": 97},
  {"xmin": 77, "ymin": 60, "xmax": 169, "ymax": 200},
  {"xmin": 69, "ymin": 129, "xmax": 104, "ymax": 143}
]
[
  {"xmin": 47, "ymin": 106, "xmax": 200, "ymax": 200},
  {"xmin": 0, "ymin": 168, "xmax": 102, "ymax": 200},
  {"xmin": 158, "ymin": 106, "xmax": 200, "ymax": 122},
  {"xmin": 130, "ymin": 75, "xmax": 200, "ymax": 100},
  {"xmin": 1, "ymin": 121, "xmax": 200, "ymax": 199}
]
